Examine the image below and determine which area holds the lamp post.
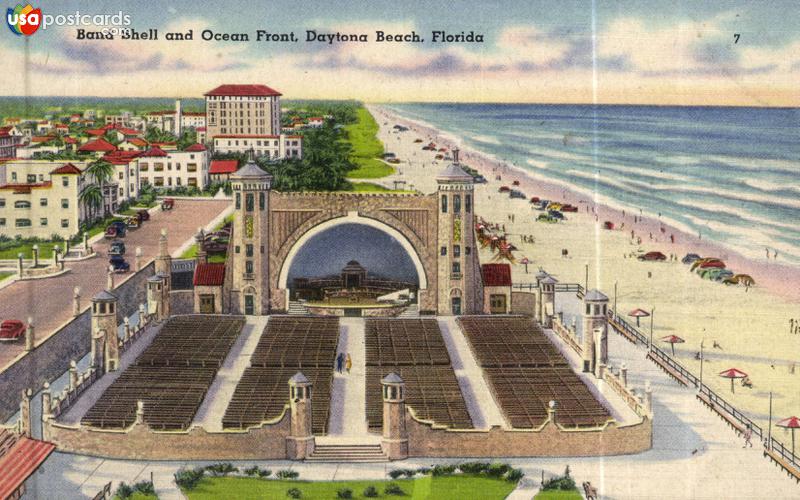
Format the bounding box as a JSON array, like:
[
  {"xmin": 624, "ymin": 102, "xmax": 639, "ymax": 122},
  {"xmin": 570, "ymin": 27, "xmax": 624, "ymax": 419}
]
[
  {"xmin": 613, "ymin": 281, "xmax": 618, "ymax": 316},
  {"xmin": 699, "ymin": 340, "xmax": 704, "ymax": 389},
  {"xmin": 649, "ymin": 307, "xmax": 655, "ymax": 351}
]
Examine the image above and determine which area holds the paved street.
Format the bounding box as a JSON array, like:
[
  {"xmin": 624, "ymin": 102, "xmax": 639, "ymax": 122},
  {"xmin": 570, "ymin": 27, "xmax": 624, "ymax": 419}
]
[{"xmin": 0, "ymin": 199, "xmax": 230, "ymax": 370}]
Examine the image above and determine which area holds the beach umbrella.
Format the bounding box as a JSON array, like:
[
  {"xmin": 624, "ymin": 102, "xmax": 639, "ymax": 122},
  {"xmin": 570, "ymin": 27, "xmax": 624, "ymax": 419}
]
[
  {"xmin": 719, "ymin": 368, "xmax": 747, "ymax": 393},
  {"xmin": 776, "ymin": 416, "xmax": 800, "ymax": 458},
  {"xmin": 520, "ymin": 257, "xmax": 531, "ymax": 274},
  {"xmin": 661, "ymin": 335, "xmax": 685, "ymax": 356},
  {"xmin": 628, "ymin": 308, "xmax": 650, "ymax": 327}
]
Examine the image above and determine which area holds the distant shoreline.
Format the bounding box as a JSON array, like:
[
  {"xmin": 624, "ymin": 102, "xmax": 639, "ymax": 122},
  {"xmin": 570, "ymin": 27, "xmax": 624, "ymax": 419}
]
[{"xmin": 371, "ymin": 104, "xmax": 800, "ymax": 302}]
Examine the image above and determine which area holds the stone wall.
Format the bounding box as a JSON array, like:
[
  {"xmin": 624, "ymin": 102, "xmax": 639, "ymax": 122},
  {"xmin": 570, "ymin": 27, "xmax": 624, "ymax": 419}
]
[
  {"xmin": 44, "ymin": 410, "xmax": 291, "ymax": 460},
  {"xmin": 0, "ymin": 262, "xmax": 154, "ymax": 421},
  {"xmin": 511, "ymin": 291, "xmax": 536, "ymax": 316},
  {"xmin": 405, "ymin": 408, "xmax": 652, "ymax": 458},
  {"xmin": 169, "ymin": 289, "xmax": 195, "ymax": 315}
]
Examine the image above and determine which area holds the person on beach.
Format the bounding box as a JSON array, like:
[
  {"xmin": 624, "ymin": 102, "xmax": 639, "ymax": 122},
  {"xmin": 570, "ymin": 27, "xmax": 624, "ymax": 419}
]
[
  {"xmin": 743, "ymin": 424, "xmax": 753, "ymax": 448},
  {"xmin": 345, "ymin": 353, "xmax": 352, "ymax": 374},
  {"xmin": 336, "ymin": 352, "xmax": 344, "ymax": 373}
]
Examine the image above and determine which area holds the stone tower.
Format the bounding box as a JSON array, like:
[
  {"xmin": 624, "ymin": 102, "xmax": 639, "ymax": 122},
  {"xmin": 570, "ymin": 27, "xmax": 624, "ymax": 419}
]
[
  {"xmin": 381, "ymin": 372, "xmax": 409, "ymax": 460},
  {"xmin": 436, "ymin": 149, "xmax": 480, "ymax": 315},
  {"xmin": 230, "ymin": 152, "xmax": 272, "ymax": 315},
  {"xmin": 539, "ymin": 275, "xmax": 558, "ymax": 327},
  {"xmin": 581, "ymin": 289, "xmax": 609, "ymax": 376},
  {"xmin": 154, "ymin": 229, "xmax": 172, "ymax": 291},
  {"xmin": 147, "ymin": 273, "xmax": 169, "ymax": 321},
  {"xmin": 286, "ymin": 372, "xmax": 314, "ymax": 460},
  {"xmin": 91, "ymin": 290, "xmax": 119, "ymax": 372}
]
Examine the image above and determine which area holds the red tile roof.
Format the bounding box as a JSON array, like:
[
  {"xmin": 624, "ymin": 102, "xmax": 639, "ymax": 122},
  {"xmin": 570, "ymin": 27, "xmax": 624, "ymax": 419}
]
[
  {"xmin": 0, "ymin": 432, "xmax": 56, "ymax": 500},
  {"xmin": 63, "ymin": 137, "xmax": 78, "ymax": 144},
  {"xmin": 197, "ymin": 127, "xmax": 206, "ymax": 132},
  {"xmin": 86, "ymin": 128, "xmax": 106, "ymax": 136},
  {"xmin": 204, "ymin": 84, "xmax": 282, "ymax": 97},
  {"xmin": 0, "ymin": 182, "xmax": 52, "ymax": 192},
  {"xmin": 193, "ymin": 263, "xmax": 226, "ymax": 286},
  {"xmin": 125, "ymin": 138, "xmax": 148, "ymax": 147},
  {"xmin": 31, "ymin": 136, "xmax": 54, "ymax": 143},
  {"xmin": 183, "ymin": 111, "xmax": 205, "ymax": 116},
  {"xmin": 183, "ymin": 143, "xmax": 207, "ymax": 152},
  {"xmin": 140, "ymin": 146, "xmax": 168, "ymax": 157},
  {"xmin": 78, "ymin": 138, "xmax": 117, "ymax": 152},
  {"xmin": 482, "ymin": 263, "xmax": 512, "ymax": 287},
  {"xmin": 51, "ymin": 163, "xmax": 82, "ymax": 175},
  {"xmin": 209, "ymin": 159, "xmax": 239, "ymax": 175},
  {"xmin": 103, "ymin": 151, "xmax": 141, "ymax": 164}
]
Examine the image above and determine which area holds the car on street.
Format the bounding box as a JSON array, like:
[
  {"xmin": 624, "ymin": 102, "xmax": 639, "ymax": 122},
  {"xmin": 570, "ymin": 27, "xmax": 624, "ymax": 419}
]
[
  {"xmin": 109, "ymin": 240, "xmax": 126, "ymax": 256},
  {"xmin": 510, "ymin": 190, "xmax": 526, "ymax": 199},
  {"xmin": 109, "ymin": 255, "xmax": 130, "ymax": 272},
  {"xmin": 161, "ymin": 198, "xmax": 175, "ymax": 210},
  {"xmin": 548, "ymin": 210, "xmax": 565, "ymax": 220},
  {"xmin": 498, "ymin": 186, "xmax": 511, "ymax": 193},
  {"xmin": 682, "ymin": 253, "xmax": 702, "ymax": 265},
  {"xmin": 125, "ymin": 216, "xmax": 140, "ymax": 229},
  {"xmin": 536, "ymin": 214, "xmax": 558, "ymax": 223},
  {"xmin": 0, "ymin": 320, "xmax": 25, "ymax": 341},
  {"xmin": 137, "ymin": 209, "xmax": 150, "ymax": 222},
  {"xmin": 561, "ymin": 204, "xmax": 578, "ymax": 212}
]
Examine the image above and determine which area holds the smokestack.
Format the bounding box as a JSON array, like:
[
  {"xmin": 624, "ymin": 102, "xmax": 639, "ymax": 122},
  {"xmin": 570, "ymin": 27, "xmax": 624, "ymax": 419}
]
[{"xmin": 453, "ymin": 148, "xmax": 460, "ymax": 164}]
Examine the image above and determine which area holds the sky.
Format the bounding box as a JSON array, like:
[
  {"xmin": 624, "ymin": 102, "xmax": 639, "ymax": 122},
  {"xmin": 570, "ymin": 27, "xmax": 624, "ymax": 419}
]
[{"xmin": 1, "ymin": 0, "xmax": 799, "ymax": 105}]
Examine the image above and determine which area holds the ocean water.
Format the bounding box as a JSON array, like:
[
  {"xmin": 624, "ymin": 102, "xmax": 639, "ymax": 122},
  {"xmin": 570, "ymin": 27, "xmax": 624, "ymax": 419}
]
[{"xmin": 386, "ymin": 103, "xmax": 800, "ymax": 266}]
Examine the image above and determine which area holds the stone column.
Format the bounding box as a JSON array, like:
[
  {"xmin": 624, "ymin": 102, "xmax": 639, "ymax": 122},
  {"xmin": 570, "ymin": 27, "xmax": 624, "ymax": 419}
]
[
  {"xmin": 63, "ymin": 240, "xmax": 70, "ymax": 256},
  {"xmin": 53, "ymin": 248, "xmax": 59, "ymax": 267},
  {"xmin": 17, "ymin": 252, "xmax": 23, "ymax": 277},
  {"xmin": 381, "ymin": 373, "xmax": 409, "ymax": 460},
  {"xmin": 139, "ymin": 303, "xmax": 146, "ymax": 324},
  {"xmin": 41, "ymin": 382, "xmax": 52, "ymax": 421},
  {"xmin": 195, "ymin": 228, "xmax": 208, "ymax": 265},
  {"xmin": 123, "ymin": 317, "xmax": 131, "ymax": 343},
  {"xmin": 286, "ymin": 372, "xmax": 314, "ymax": 460},
  {"xmin": 547, "ymin": 399, "xmax": 558, "ymax": 427},
  {"xmin": 24, "ymin": 318, "xmax": 34, "ymax": 352},
  {"xmin": 83, "ymin": 231, "xmax": 89, "ymax": 252},
  {"xmin": 73, "ymin": 287, "xmax": 81, "ymax": 316},
  {"xmin": 91, "ymin": 330, "xmax": 105, "ymax": 371},
  {"xmin": 135, "ymin": 247, "xmax": 143, "ymax": 272},
  {"xmin": 32, "ymin": 245, "xmax": 39, "ymax": 267},
  {"xmin": 19, "ymin": 389, "xmax": 32, "ymax": 437},
  {"xmin": 107, "ymin": 265, "xmax": 115, "ymax": 290},
  {"xmin": 135, "ymin": 400, "xmax": 145, "ymax": 425},
  {"xmin": 69, "ymin": 360, "xmax": 78, "ymax": 390},
  {"xmin": 644, "ymin": 381, "xmax": 653, "ymax": 415},
  {"xmin": 620, "ymin": 363, "xmax": 628, "ymax": 388}
]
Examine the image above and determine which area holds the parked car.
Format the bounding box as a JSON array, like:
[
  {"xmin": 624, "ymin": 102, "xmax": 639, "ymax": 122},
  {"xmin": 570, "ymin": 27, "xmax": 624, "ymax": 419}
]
[
  {"xmin": 109, "ymin": 240, "xmax": 126, "ymax": 256},
  {"xmin": 548, "ymin": 210, "xmax": 565, "ymax": 220},
  {"xmin": 638, "ymin": 251, "xmax": 667, "ymax": 261},
  {"xmin": 510, "ymin": 190, "xmax": 526, "ymax": 199},
  {"xmin": 536, "ymin": 214, "xmax": 558, "ymax": 223},
  {"xmin": 710, "ymin": 269, "xmax": 734, "ymax": 281},
  {"xmin": 530, "ymin": 196, "xmax": 541, "ymax": 204},
  {"xmin": 125, "ymin": 216, "xmax": 140, "ymax": 229},
  {"xmin": 104, "ymin": 226, "xmax": 118, "ymax": 239},
  {"xmin": 473, "ymin": 175, "xmax": 487, "ymax": 184},
  {"xmin": 547, "ymin": 202, "xmax": 562, "ymax": 210},
  {"xmin": 109, "ymin": 220, "xmax": 127, "ymax": 237},
  {"xmin": 561, "ymin": 204, "xmax": 578, "ymax": 212},
  {"xmin": 681, "ymin": 253, "xmax": 702, "ymax": 265},
  {"xmin": 109, "ymin": 255, "xmax": 130, "ymax": 273},
  {"xmin": 498, "ymin": 186, "xmax": 511, "ymax": 193},
  {"xmin": 603, "ymin": 221, "xmax": 615, "ymax": 230},
  {"xmin": 0, "ymin": 320, "xmax": 25, "ymax": 341},
  {"xmin": 137, "ymin": 209, "xmax": 150, "ymax": 222},
  {"xmin": 161, "ymin": 198, "xmax": 175, "ymax": 210},
  {"xmin": 512, "ymin": 180, "xmax": 520, "ymax": 186}
]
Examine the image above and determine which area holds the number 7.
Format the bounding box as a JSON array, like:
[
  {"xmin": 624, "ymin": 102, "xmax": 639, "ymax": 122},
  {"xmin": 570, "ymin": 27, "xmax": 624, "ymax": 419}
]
[{"xmin": 734, "ymin": 33, "xmax": 740, "ymax": 43}]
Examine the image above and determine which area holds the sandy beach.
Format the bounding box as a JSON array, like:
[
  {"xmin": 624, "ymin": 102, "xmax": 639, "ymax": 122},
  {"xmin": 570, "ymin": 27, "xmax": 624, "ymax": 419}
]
[{"xmin": 366, "ymin": 103, "xmax": 800, "ymax": 434}]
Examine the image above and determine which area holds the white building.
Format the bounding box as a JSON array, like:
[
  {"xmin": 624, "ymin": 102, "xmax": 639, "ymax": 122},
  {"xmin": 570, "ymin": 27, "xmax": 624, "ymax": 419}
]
[
  {"xmin": 204, "ymin": 84, "xmax": 282, "ymax": 139},
  {"xmin": 0, "ymin": 126, "xmax": 25, "ymax": 158},
  {"xmin": 212, "ymin": 134, "xmax": 302, "ymax": 160},
  {"xmin": 145, "ymin": 99, "xmax": 206, "ymax": 136},
  {"xmin": 137, "ymin": 144, "xmax": 209, "ymax": 190}
]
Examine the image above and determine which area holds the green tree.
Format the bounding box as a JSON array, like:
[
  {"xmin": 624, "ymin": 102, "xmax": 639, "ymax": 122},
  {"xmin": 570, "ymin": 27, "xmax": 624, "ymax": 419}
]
[
  {"xmin": 79, "ymin": 184, "xmax": 103, "ymax": 223},
  {"xmin": 84, "ymin": 159, "xmax": 114, "ymax": 216}
]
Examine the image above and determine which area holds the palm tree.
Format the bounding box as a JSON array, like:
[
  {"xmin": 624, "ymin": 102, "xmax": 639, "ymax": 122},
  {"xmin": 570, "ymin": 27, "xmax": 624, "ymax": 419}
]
[
  {"xmin": 79, "ymin": 184, "xmax": 103, "ymax": 223},
  {"xmin": 84, "ymin": 159, "xmax": 115, "ymax": 216}
]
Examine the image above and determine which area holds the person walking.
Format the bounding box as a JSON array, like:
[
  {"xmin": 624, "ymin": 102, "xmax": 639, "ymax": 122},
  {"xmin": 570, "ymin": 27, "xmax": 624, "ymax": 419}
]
[
  {"xmin": 336, "ymin": 352, "xmax": 344, "ymax": 374},
  {"xmin": 345, "ymin": 353, "xmax": 352, "ymax": 374},
  {"xmin": 743, "ymin": 424, "xmax": 753, "ymax": 448}
]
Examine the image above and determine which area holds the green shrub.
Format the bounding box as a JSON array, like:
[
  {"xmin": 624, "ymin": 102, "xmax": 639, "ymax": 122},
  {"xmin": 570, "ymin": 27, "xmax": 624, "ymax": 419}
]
[
  {"xmin": 257, "ymin": 468, "xmax": 272, "ymax": 478},
  {"xmin": 287, "ymin": 487, "xmax": 302, "ymax": 498},
  {"xmin": 363, "ymin": 485, "xmax": 379, "ymax": 497},
  {"xmin": 205, "ymin": 462, "xmax": 238, "ymax": 476},
  {"xmin": 506, "ymin": 468, "xmax": 524, "ymax": 482},
  {"xmin": 133, "ymin": 481, "xmax": 155, "ymax": 495},
  {"xmin": 542, "ymin": 474, "xmax": 577, "ymax": 491},
  {"xmin": 416, "ymin": 466, "xmax": 432, "ymax": 475},
  {"xmin": 115, "ymin": 482, "xmax": 133, "ymax": 499},
  {"xmin": 277, "ymin": 469, "xmax": 299, "ymax": 479},
  {"xmin": 486, "ymin": 463, "xmax": 510, "ymax": 478},
  {"xmin": 458, "ymin": 462, "xmax": 490, "ymax": 474},
  {"xmin": 336, "ymin": 488, "xmax": 353, "ymax": 499},
  {"xmin": 431, "ymin": 464, "xmax": 456, "ymax": 477},
  {"xmin": 388, "ymin": 469, "xmax": 406, "ymax": 479},
  {"xmin": 244, "ymin": 466, "xmax": 260, "ymax": 476},
  {"xmin": 174, "ymin": 467, "xmax": 205, "ymax": 490},
  {"xmin": 384, "ymin": 482, "xmax": 405, "ymax": 496}
]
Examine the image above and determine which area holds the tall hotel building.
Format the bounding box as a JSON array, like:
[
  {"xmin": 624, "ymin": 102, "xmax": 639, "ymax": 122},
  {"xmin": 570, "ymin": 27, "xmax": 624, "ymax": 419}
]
[{"xmin": 204, "ymin": 84, "xmax": 283, "ymax": 137}]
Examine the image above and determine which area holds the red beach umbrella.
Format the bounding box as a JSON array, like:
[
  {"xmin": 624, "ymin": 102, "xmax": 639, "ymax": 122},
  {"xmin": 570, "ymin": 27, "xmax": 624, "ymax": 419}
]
[
  {"xmin": 776, "ymin": 416, "xmax": 800, "ymax": 457},
  {"xmin": 628, "ymin": 308, "xmax": 650, "ymax": 327},
  {"xmin": 520, "ymin": 257, "xmax": 531, "ymax": 274},
  {"xmin": 661, "ymin": 335, "xmax": 685, "ymax": 356},
  {"xmin": 719, "ymin": 368, "xmax": 747, "ymax": 393}
]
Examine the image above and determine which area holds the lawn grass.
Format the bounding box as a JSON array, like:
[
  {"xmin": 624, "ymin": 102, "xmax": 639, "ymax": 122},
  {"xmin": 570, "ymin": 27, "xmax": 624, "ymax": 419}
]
[
  {"xmin": 349, "ymin": 182, "xmax": 413, "ymax": 193},
  {"xmin": 184, "ymin": 474, "xmax": 517, "ymax": 500},
  {"xmin": 534, "ymin": 489, "xmax": 583, "ymax": 499},
  {"xmin": 179, "ymin": 244, "xmax": 226, "ymax": 263},
  {"xmin": 0, "ymin": 271, "xmax": 13, "ymax": 282},
  {"xmin": 345, "ymin": 107, "xmax": 394, "ymax": 179},
  {"xmin": 0, "ymin": 241, "xmax": 64, "ymax": 260},
  {"xmin": 112, "ymin": 493, "xmax": 158, "ymax": 500}
]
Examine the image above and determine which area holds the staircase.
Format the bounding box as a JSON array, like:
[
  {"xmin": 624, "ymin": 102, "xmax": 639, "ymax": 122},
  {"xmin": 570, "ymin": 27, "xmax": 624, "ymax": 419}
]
[
  {"xmin": 398, "ymin": 303, "xmax": 419, "ymax": 318},
  {"xmin": 287, "ymin": 300, "xmax": 310, "ymax": 315},
  {"xmin": 306, "ymin": 443, "xmax": 388, "ymax": 463}
]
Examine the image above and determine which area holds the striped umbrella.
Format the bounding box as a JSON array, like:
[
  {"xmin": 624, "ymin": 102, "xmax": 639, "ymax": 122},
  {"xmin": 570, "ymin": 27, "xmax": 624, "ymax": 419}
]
[
  {"xmin": 777, "ymin": 416, "xmax": 800, "ymax": 458},
  {"xmin": 719, "ymin": 368, "xmax": 747, "ymax": 393},
  {"xmin": 661, "ymin": 335, "xmax": 685, "ymax": 356}
]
